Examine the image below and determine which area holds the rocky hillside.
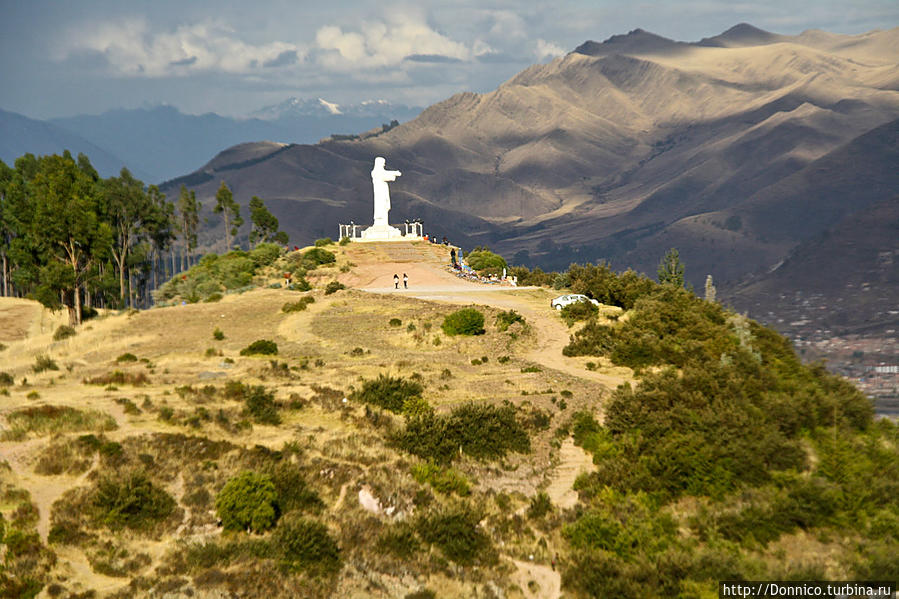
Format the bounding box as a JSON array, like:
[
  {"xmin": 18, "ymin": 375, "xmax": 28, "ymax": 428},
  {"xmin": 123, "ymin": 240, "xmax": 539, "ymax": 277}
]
[{"xmin": 162, "ymin": 25, "xmax": 899, "ymax": 293}]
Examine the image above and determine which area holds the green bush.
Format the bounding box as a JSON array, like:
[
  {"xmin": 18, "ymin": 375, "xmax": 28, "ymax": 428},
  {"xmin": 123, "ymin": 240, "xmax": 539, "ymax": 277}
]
[
  {"xmin": 560, "ymin": 300, "xmax": 598, "ymax": 325},
  {"xmin": 203, "ymin": 292, "xmax": 223, "ymax": 303},
  {"xmin": 465, "ymin": 249, "xmax": 507, "ymax": 275},
  {"xmin": 377, "ymin": 522, "xmax": 420, "ymax": 558},
  {"xmin": 416, "ymin": 504, "xmax": 492, "ymax": 564},
  {"xmin": 352, "ymin": 374, "xmax": 423, "ymax": 414},
  {"xmin": 116, "ymin": 352, "xmax": 138, "ymax": 363},
  {"xmin": 92, "ymin": 472, "xmax": 176, "ymax": 531},
  {"xmin": 239, "ymin": 339, "xmax": 278, "ymax": 356},
  {"xmin": 314, "ymin": 238, "xmax": 334, "ymax": 247},
  {"xmin": 339, "ymin": 236, "xmax": 351, "ymax": 246},
  {"xmin": 249, "ymin": 242, "xmax": 282, "ymax": 267},
  {"xmin": 495, "ymin": 309, "xmax": 525, "ymax": 331},
  {"xmin": 324, "ymin": 281, "xmax": 345, "ymax": 295},
  {"xmin": 412, "ymin": 463, "xmax": 470, "ymax": 496},
  {"xmin": 32, "ymin": 353, "xmax": 59, "ymax": 373},
  {"xmin": 282, "ymin": 296, "xmax": 315, "ymax": 312},
  {"xmin": 274, "ymin": 516, "xmax": 340, "ymax": 575},
  {"xmin": 389, "ymin": 318, "xmax": 402, "ymax": 327},
  {"xmin": 265, "ymin": 462, "xmax": 323, "ymax": 514},
  {"xmin": 3, "ymin": 405, "xmax": 116, "ymax": 439},
  {"xmin": 527, "ymin": 492, "xmax": 553, "ymax": 519},
  {"xmin": 396, "ymin": 402, "xmax": 530, "ymax": 463},
  {"xmin": 216, "ymin": 471, "xmax": 280, "ymax": 533},
  {"xmin": 441, "ymin": 308, "xmax": 485, "ymax": 336},
  {"xmin": 244, "ymin": 385, "xmax": 281, "ymax": 425},
  {"xmin": 0, "ymin": 372, "xmax": 13, "ymax": 386},
  {"xmin": 302, "ymin": 247, "xmax": 336, "ymax": 267},
  {"xmin": 53, "ymin": 325, "xmax": 77, "ymax": 341},
  {"xmin": 213, "ymin": 327, "xmax": 225, "ymax": 340}
]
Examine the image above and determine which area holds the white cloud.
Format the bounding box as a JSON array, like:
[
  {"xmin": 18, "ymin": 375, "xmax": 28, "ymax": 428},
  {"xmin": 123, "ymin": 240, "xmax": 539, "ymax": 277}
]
[
  {"xmin": 314, "ymin": 13, "xmax": 473, "ymax": 70},
  {"xmin": 535, "ymin": 39, "xmax": 566, "ymax": 61},
  {"xmin": 59, "ymin": 17, "xmax": 303, "ymax": 77}
]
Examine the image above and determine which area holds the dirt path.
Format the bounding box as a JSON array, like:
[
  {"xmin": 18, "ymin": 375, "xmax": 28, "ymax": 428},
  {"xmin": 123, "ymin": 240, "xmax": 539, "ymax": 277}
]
[
  {"xmin": 545, "ymin": 439, "xmax": 594, "ymax": 510},
  {"xmin": 510, "ymin": 558, "xmax": 562, "ymax": 599}
]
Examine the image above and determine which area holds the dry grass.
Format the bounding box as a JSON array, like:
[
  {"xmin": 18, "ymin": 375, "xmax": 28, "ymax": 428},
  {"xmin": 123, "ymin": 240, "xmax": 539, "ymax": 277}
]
[{"xmin": 0, "ymin": 248, "xmax": 635, "ymax": 597}]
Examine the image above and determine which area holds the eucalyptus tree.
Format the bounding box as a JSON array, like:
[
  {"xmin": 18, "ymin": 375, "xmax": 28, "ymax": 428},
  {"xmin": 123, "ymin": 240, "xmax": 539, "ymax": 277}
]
[
  {"xmin": 30, "ymin": 153, "xmax": 111, "ymax": 324},
  {"xmin": 177, "ymin": 184, "xmax": 199, "ymax": 270},
  {"xmin": 147, "ymin": 184, "xmax": 175, "ymax": 290},
  {"xmin": 248, "ymin": 196, "xmax": 287, "ymax": 246},
  {"xmin": 104, "ymin": 167, "xmax": 155, "ymax": 307},
  {"xmin": 214, "ymin": 181, "xmax": 242, "ymax": 251}
]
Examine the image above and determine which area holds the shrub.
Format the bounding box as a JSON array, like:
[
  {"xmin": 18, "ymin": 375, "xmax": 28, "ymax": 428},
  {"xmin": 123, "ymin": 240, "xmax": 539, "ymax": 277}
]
[
  {"xmin": 33, "ymin": 354, "xmax": 59, "ymax": 373},
  {"xmin": 240, "ymin": 339, "xmax": 278, "ymax": 356},
  {"xmin": 465, "ymin": 249, "xmax": 507, "ymax": 275},
  {"xmin": 213, "ymin": 327, "xmax": 225, "ymax": 340},
  {"xmin": 248, "ymin": 242, "xmax": 282, "ymax": 267},
  {"xmin": 412, "ymin": 463, "xmax": 470, "ymax": 496},
  {"xmin": 116, "ymin": 352, "xmax": 138, "ymax": 363},
  {"xmin": 339, "ymin": 236, "xmax": 351, "ymax": 246},
  {"xmin": 265, "ymin": 462, "xmax": 323, "ymax": 514},
  {"xmin": 527, "ymin": 492, "xmax": 553, "ymax": 519},
  {"xmin": 216, "ymin": 471, "xmax": 280, "ymax": 533},
  {"xmin": 92, "ymin": 472, "xmax": 176, "ymax": 531},
  {"xmin": 288, "ymin": 277, "xmax": 312, "ymax": 291},
  {"xmin": 274, "ymin": 516, "xmax": 340, "ymax": 575},
  {"xmin": 441, "ymin": 308, "xmax": 485, "ymax": 336},
  {"xmin": 282, "ymin": 298, "xmax": 312, "ymax": 312},
  {"xmin": 244, "ymin": 386, "xmax": 281, "ymax": 425},
  {"xmin": 84, "ymin": 370, "xmax": 150, "ymax": 386},
  {"xmin": 396, "ymin": 402, "xmax": 530, "ymax": 463},
  {"xmin": 352, "ymin": 374, "xmax": 423, "ymax": 414},
  {"xmin": 324, "ymin": 281, "xmax": 345, "ymax": 295},
  {"xmin": 495, "ymin": 309, "xmax": 525, "ymax": 331},
  {"xmin": 560, "ymin": 300, "xmax": 598, "ymax": 325},
  {"xmin": 302, "ymin": 247, "xmax": 336, "ymax": 267},
  {"xmin": 314, "ymin": 238, "xmax": 334, "ymax": 247},
  {"xmin": 53, "ymin": 325, "xmax": 77, "ymax": 341},
  {"xmin": 389, "ymin": 318, "xmax": 402, "ymax": 327},
  {"xmin": 377, "ymin": 522, "xmax": 420, "ymax": 558},
  {"xmin": 203, "ymin": 293, "xmax": 223, "ymax": 303},
  {"xmin": 3, "ymin": 405, "xmax": 116, "ymax": 439},
  {"xmin": 0, "ymin": 372, "xmax": 13, "ymax": 386},
  {"xmin": 416, "ymin": 504, "xmax": 491, "ymax": 564}
]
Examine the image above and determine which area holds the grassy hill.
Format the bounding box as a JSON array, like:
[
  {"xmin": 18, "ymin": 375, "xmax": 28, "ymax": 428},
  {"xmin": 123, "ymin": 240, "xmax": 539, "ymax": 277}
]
[{"xmin": 0, "ymin": 242, "xmax": 896, "ymax": 598}]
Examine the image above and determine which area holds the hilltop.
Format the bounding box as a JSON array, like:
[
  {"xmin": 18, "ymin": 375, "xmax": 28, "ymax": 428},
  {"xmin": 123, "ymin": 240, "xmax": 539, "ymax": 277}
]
[{"xmin": 1, "ymin": 241, "xmax": 896, "ymax": 598}]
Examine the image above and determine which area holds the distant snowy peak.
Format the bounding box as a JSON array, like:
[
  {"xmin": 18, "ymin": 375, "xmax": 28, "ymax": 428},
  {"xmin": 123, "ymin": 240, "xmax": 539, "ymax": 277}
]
[{"xmin": 250, "ymin": 97, "xmax": 420, "ymax": 120}]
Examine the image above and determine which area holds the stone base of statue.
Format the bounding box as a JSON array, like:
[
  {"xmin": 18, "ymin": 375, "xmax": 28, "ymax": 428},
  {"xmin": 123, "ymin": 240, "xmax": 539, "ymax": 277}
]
[{"xmin": 359, "ymin": 223, "xmax": 404, "ymax": 241}]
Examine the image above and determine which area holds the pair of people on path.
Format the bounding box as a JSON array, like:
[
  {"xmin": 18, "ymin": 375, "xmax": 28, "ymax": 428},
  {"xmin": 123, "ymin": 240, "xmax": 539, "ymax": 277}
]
[{"xmin": 394, "ymin": 273, "xmax": 408, "ymax": 289}]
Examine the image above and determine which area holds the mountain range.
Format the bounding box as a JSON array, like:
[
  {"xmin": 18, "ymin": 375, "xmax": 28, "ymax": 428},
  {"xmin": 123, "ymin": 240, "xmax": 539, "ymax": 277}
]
[
  {"xmin": 159, "ymin": 25, "xmax": 898, "ymax": 304},
  {"xmin": 0, "ymin": 101, "xmax": 421, "ymax": 182}
]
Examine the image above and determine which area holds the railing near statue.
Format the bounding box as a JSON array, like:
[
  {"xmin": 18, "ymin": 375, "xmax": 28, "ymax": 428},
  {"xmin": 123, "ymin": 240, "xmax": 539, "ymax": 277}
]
[{"xmin": 338, "ymin": 220, "xmax": 424, "ymax": 241}]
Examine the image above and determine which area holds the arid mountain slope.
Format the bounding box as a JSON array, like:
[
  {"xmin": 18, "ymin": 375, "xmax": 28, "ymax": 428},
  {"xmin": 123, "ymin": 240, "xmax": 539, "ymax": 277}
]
[{"xmin": 161, "ymin": 25, "xmax": 899, "ymax": 288}]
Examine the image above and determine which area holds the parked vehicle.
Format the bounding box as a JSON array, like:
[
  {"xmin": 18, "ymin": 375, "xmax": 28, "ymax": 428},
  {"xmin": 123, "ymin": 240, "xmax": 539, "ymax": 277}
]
[{"xmin": 550, "ymin": 294, "xmax": 600, "ymax": 310}]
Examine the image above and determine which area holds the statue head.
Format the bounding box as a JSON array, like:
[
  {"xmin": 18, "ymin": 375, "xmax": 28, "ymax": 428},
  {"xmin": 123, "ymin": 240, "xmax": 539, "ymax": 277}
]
[{"xmin": 374, "ymin": 157, "xmax": 385, "ymax": 169}]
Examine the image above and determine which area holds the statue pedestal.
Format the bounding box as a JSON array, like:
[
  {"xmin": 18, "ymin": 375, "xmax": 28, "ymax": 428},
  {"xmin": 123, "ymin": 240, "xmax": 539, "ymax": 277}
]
[{"xmin": 359, "ymin": 223, "xmax": 404, "ymax": 241}]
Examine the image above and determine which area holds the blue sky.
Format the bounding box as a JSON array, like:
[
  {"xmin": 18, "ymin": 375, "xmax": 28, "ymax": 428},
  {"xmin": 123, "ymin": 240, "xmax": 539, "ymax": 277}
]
[{"xmin": 1, "ymin": 0, "xmax": 896, "ymax": 118}]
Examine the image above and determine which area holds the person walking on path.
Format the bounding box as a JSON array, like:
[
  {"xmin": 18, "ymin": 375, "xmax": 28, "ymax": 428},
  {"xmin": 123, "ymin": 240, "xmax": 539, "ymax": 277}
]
[
  {"xmin": 403, "ymin": 273, "xmax": 408, "ymax": 289},
  {"xmin": 394, "ymin": 274, "xmax": 399, "ymax": 289}
]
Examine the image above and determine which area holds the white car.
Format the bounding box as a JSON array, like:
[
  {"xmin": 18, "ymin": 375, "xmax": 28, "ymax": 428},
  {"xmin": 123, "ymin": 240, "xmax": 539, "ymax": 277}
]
[{"xmin": 551, "ymin": 294, "xmax": 600, "ymax": 310}]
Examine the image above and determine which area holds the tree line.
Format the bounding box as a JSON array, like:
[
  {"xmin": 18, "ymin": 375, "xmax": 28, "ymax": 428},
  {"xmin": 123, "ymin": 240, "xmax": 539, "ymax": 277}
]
[{"xmin": 0, "ymin": 151, "xmax": 287, "ymax": 324}]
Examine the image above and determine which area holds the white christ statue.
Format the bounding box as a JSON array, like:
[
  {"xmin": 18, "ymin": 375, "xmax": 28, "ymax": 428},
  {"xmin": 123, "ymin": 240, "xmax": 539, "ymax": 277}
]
[{"xmin": 371, "ymin": 156, "xmax": 401, "ymax": 227}]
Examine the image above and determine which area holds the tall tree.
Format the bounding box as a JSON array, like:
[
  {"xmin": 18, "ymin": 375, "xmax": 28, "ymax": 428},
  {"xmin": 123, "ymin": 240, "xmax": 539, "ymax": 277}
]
[
  {"xmin": 248, "ymin": 196, "xmax": 287, "ymax": 247},
  {"xmin": 657, "ymin": 248, "xmax": 685, "ymax": 287},
  {"xmin": 146, "ymin": 185, "xmax": 175, "ymax": 292},
  {"xmin": 104, "ymin": 167, "xmax": 153, "ymax": 308},
  {"xmin": 213, "ymin": 181, "xmax": 242, "ymax": 251},
  {"xmin": 177, "ymin": 184, "xmax": 199, "ymax": 269},
  {"xmin": 31, "ymin": 153, "xmax": 111, "ymax": 324}
]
